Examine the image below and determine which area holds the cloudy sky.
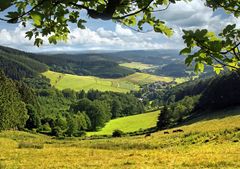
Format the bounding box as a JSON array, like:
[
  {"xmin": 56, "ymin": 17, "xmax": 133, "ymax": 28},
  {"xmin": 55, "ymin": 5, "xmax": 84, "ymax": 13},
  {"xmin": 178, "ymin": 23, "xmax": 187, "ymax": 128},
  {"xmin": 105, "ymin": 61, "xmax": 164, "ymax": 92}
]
[{"xmin": 0, "ymin": 0, "xmax": 239, "ymax": 52}]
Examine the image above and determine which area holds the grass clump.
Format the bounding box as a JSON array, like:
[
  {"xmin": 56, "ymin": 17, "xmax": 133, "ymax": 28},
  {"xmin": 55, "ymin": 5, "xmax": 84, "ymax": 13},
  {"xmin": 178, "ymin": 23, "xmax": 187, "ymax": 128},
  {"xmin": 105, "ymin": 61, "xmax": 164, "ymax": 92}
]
[
  {"xmin": 0, "ymin": 162, "xmax": 6, "ymax": 169},
  {"xmin": 18, "ymin": 142, "xmax": 44, "ymax": 149}
]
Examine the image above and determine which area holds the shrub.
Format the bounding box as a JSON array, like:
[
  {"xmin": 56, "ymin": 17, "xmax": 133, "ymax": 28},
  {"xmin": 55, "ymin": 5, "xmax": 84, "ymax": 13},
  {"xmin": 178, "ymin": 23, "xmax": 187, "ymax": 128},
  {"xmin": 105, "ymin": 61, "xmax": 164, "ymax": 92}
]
[
  {"xmin": 112, "ymin": 129, "xmax": 124, "ymax": 137},
  {"xmin": 73, "ymin": 131, "xmax": 86, "ymax": 137},
  {"xmin": 37, "ymin": 123, "xmax": 51, "ymax": 133},
  {"xmin": 51, "ymin": 126, "xmax": 62, "ymax": 137}
]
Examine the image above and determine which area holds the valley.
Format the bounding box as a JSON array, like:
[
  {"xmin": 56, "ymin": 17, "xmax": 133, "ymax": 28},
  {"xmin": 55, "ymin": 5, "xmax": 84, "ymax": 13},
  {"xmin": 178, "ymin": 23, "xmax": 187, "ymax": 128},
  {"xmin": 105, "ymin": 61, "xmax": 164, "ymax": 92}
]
[
  {"xmin": 0, "ymin": 45, "xmax": 240, "ymax": 169},
  {"xmin": 1, "ymin": 0, "xmax": 240, "ymax": 168}
]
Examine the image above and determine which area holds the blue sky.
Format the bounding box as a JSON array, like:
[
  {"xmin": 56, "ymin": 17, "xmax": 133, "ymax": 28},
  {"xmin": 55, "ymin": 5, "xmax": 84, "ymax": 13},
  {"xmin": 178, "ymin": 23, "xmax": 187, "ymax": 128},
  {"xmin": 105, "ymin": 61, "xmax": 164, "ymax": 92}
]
[{"xmin": 0, "ymin": 0, "xmax": 239, "ymax": 52}]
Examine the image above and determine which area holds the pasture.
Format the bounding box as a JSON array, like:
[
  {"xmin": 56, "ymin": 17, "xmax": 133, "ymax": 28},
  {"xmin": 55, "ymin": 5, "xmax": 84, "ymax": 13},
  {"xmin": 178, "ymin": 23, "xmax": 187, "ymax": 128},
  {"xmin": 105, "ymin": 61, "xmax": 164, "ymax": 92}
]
[
  {"xmin": 119, "ymin": 62, "xmax": 157, "ymax": 70},
  {"xmin": 0, "ymin": 107, "xmax": 240, "ymax": 169},
  {"xmin": 88, "ymin": 110, "xmax": 160, "ymax": 136},
  {"xmin": 120, "ymin": 72, "xmax": 173, "ymax": 85},
  {"xmin": 42, "ymin": 71, "xmax": 175, "ymax": 92}
]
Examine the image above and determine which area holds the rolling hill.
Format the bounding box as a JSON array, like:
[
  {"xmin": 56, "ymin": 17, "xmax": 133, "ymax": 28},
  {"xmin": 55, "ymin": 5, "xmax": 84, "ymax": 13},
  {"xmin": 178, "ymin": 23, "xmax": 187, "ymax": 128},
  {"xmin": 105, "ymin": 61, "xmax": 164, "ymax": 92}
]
[{"xmin": 43, "ymin": 71, "xmax": 176, "ymax": 92}]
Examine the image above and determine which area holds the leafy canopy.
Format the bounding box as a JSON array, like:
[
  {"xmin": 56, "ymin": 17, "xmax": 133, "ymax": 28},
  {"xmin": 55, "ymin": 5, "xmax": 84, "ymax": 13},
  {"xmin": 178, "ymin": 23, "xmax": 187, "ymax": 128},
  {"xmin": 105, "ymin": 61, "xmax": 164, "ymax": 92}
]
[
  {"xmin": 181, "ymin": 0, "xmax": 240, "ymax": 73},
  {"xmin": 0, "ymin": 0, "xmax": 178, "ymax": 46},
  {"xmin": 0, "ymin": 0, "xmax": 240, "ymax": 73}
]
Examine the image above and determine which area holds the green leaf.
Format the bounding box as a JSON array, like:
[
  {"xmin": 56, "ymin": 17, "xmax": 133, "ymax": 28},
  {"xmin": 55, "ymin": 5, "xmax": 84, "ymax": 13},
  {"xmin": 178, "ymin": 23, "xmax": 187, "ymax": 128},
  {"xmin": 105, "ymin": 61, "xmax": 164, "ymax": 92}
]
[
  {"xmin": 34, "ymin": 38, "xmax": 43, "ymax": 47},
  {"xmin": 185, "ymin": 55, "xmax": 194, "ymax": 66},
  {"xmin": 25, "ymin": 31, "xmax": 33, "ymax": 40},
  {"xmin": 180, "ymin": 47, "xmax": 191, "ymax": 55},
  {"xmin": 48, "ymin": 35, "xmax": 57, "ymax": 44},
  {"xmin": 30, "ymin": 12, "xmax": 42, "ymax": 26},
  {"xmin": 6, "ymin": 12, "xmax": 19, "ymax": 23},
  {"xmin": 77, "ymin": 19, "xmax": 86, "ymax": 29},
  {"xmin": 154, "ymin": 21, "xmax": 173, "ymax": 37},
  {"xmin": 195, "ymin": 62, "xmax": 204, "ymax": 72},
  {"xmin": 210, "ymin": 41, "xmax": 222, "ymax": 52},
  {"xmin": 213, "ymin": 65, "xmax": 224, "ymax": 74}
]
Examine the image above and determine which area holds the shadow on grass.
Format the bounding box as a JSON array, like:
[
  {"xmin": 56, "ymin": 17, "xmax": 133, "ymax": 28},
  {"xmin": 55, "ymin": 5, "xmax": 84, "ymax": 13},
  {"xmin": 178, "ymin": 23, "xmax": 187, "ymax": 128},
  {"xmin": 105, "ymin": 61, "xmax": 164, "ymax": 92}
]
[{"xmin": 180, "ymin": 106, "xmax": 240, "ymax": 127}]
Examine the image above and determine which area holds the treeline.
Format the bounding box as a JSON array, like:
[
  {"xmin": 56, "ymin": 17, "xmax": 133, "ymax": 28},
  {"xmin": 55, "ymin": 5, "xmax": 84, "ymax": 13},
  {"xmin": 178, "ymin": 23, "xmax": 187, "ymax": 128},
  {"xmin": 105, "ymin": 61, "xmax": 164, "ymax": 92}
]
[{"xmin": 29, "ymin": 53, "xmax": 135, "ymax": 78}]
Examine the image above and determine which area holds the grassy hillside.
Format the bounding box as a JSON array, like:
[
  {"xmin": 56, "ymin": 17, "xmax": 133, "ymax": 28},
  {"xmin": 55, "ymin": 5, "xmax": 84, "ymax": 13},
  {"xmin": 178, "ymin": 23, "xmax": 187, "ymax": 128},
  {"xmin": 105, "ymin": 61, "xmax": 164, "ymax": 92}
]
[
  {"xmin": 88, "ymin": 110, "xmax": 159, "ymax": 136},
  {"xmin": 43, "ymin": 71, "xmax": 139, "ymax": 92},
  {"xmin": 0, "ymin": 107, "xmax": 239, "ymax": 168},
  {"xmin": 43, "ymin": 71, "xmax": 175, "ymax": 92},
  {"xmin": 120, "ymin": 62, "xmax": 157, "ymax": 70},
  {"xmin": 120, "ymin": 72, "xmax": 173, "ymax": 85}
]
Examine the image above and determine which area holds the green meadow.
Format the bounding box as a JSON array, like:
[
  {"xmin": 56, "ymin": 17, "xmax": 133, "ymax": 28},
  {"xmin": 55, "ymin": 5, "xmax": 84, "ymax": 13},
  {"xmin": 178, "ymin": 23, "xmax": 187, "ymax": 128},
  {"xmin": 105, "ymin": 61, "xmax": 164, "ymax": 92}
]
[
  {"xmin": 119, "ymin": 62, "xmax": 157, "ymax": 70},
  {"xmin": 88, "ymin": 110, "xmax": 160, "ymax": 136},
  {"xmin": 42, "ymin": 71, "xmax": 175, "ymax": 92}
]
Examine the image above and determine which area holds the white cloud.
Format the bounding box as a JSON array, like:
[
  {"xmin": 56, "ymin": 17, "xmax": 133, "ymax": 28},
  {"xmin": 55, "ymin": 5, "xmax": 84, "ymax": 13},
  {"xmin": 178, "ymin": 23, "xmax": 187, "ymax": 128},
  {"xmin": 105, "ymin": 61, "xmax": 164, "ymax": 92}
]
[
  {"xmin": 0, "ymin": 23, "xmax": 172, "ymax": 52},
  {"xmin": 115, "ymin": 24, "xmax": 133, "ymax": 36},
  {"xmin": 68, "ymin": 25, "xmax": 168, "ymax": 50},
  {"xmin": 161, "ymin": 0, "xmax": 239, "ymax": 33},
  {"xmin": 96, "ymin": 27, "xmax": 117, "ymax": 38}
]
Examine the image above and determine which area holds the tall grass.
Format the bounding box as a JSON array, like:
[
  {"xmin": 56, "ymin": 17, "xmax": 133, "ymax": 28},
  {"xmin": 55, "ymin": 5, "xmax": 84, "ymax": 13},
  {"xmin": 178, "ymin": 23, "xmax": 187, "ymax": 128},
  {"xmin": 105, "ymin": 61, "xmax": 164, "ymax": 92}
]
[{"xmin": 0, "ymin": 108, "xmax": 239, "ymax": 168}]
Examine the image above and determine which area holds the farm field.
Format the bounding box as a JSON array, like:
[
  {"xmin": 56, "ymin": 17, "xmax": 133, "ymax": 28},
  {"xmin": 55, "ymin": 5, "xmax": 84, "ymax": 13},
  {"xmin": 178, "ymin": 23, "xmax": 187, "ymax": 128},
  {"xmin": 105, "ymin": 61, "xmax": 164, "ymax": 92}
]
[
  {"xmin": 88, "ymin": 110, "xmax": 160, "ymax": 136},
  {"xmin": 42, "ymin": 71, "xmax": 176, "ymax": 92},
  {"xmin": 119, "ymin": 62, "xmax": 157, "ymax": 70},
  {"xmin": 0, "ymin": 107, "xmax": 240, "ymax": 169},
  {"xmin": 120, "ymin": 72, "xmax": 173, "ymax": 85}
]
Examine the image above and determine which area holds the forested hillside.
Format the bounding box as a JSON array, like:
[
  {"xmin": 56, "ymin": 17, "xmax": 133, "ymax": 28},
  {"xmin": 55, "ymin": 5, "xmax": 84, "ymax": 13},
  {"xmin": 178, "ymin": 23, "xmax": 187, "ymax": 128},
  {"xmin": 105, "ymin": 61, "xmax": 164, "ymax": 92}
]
[
  {"xmin": 0, "ymin": 46, "xmax": 47, "ymax": 80},
  {"xmin": 155, "ymin": 72, "xmax": 240, "ymax": 130},
  {"xmin": 0, "ymin": 71, "xmax": 28, "ymax": 130},
  {"xmin": 29, "ymin": 53, "xmax": 135, "ymax": 78}
]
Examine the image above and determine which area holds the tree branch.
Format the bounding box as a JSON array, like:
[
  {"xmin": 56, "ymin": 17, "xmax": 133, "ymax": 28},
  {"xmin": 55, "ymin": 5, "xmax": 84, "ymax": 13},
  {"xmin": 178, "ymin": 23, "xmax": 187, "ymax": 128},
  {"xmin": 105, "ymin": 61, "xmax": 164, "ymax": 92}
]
[
  {"xmin": 220, "ymin": 42, "xmax": 240, "ymax": 55},
  {"xmin": 3, "ymin": 0, "xmax": 46, "ymax": 23},
  {"xmin": 69, "ymin": 2, "xmax": 91, "ymax": 11},
  {"xmin": 149, "ymin": 3, "xmax": 170, "ymax": 12},
  {"xmin": 195, "ymin": 40, "xmax": 239, "ymax": 69},
  {"xmin": 209, "ymin": 54, "xmax": 238, "ymax": 70},
  {"xmin": 216, "ymin": 2, "xmax": 240, "ymax": 14},
  {"xmin": 116, "ymin": 20, "xmax": 153, "ymax": 33},
  {"xmin": 112, "ymin": 0, "xmax": 154, "ymax": 19}
]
